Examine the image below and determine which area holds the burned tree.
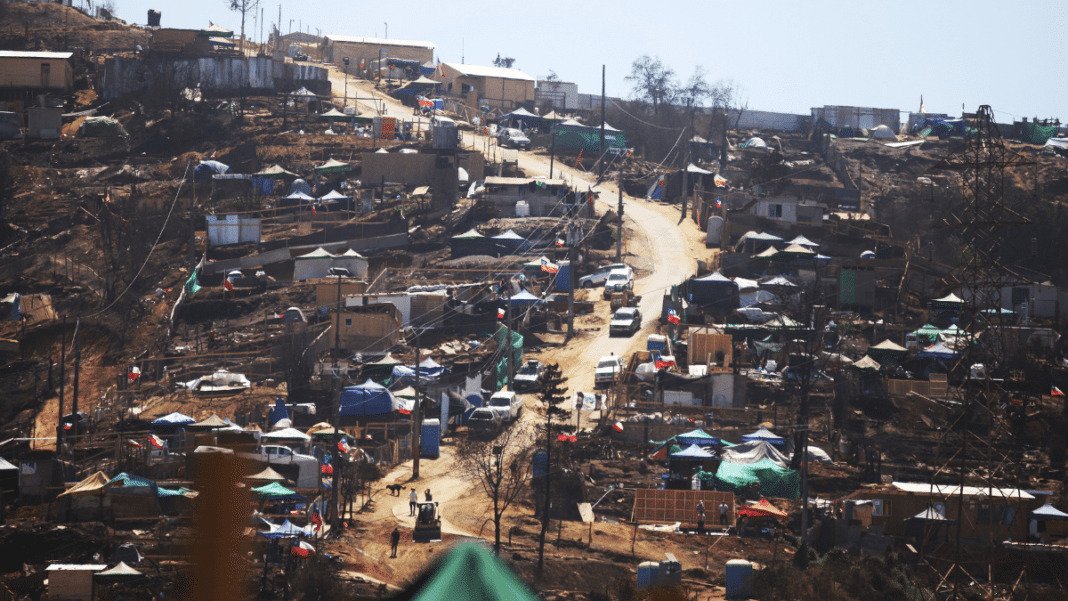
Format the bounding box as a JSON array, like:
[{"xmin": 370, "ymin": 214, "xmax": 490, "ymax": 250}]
[
  {"xmin": 455, "ymin": 422, "xmax": 532, "ymax": 555},
  {"xmin": 536, "ymin": 362, "xmax": 568, "ymax": 574}
]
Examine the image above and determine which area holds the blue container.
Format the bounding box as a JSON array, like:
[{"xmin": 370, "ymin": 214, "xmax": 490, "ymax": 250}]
[
  {"xmin": 433, "ymin": 99, "xmax": 443, "ymax": 110},
  {"xmin": 637, "ymin": 562, "xmax": 659, "ymax": 590},
  {"xmin": 725, "ymin": 559, "xmax": 752, "ymax": 598},
  {"xmin": 532, "ymin": 449, "xmax": 548, "ymax": 477},
  {"xmin": 647, "ymin": 334, "xmax": 667, "ymax": 352},
  {"xmin": 555, "ymin": 261, "xmax": 571, "ymax": 292},
  {"xmin": 420, "ymin": 419, "xmax": 440, "ymax": 458}
]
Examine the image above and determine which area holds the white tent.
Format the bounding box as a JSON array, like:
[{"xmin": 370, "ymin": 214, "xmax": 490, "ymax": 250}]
[
  {"xmin": 871, "ymin": 124, "xmax": 898, "ymax": 140},
  {"xmin": 293, "ymin": 247, "xmax": 336, "ymax": 281},
  {"xmin": 333, "ymin": 249, "xmax": 368, "ymax": 278}
]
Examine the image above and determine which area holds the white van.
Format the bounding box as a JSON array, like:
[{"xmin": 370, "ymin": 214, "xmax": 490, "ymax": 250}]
[{"xmin": 487, "ymin": 390, "xmax": 523, "ymax": 422}]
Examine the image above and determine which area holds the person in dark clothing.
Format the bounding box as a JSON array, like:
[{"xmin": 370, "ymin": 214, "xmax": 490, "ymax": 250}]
[{"xmin": 390, "ymin": 527, "xmax": 401, "ymax": 557}]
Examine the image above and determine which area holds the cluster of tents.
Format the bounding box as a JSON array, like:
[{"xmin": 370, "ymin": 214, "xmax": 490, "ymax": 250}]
[{"xmin": 193, "ymin": 159, "xmax": 356, "ymax": 213}]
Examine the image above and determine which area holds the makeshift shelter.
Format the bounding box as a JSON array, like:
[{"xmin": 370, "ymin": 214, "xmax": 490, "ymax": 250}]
[
  {"xmin": 491, "ymin": 229, "xmax": 526, "ymax": 255},
  {"xmin": 738, "ymin": 498, "xmax": 788, "ymax": 519},
  {"xmin": 244, "ymin": 467, "xmax": 290, "ymax": 484},
  {"xmin": 255, "ymin": 164, "xmax": 299, "ymax": 180},
  {"xmin": 340, "ymin": 379, "xmax": 399, "ymax": 417},
  {"xmin": 507, "ymin": 290, "xmax": 546, "ymax": 306},
  {"xmin": 252, "ymin": 482, "xmax": 304, "ymax": 502},
  {"xmin": 871, "ymin": 124, "xmax": 898, "ymax": 140},
  {"xmin": 689, "ymin": 272, "xmax": 739, "ymax": 313},
  {"xmin": 740, "ymin": 427, "xmax": 785, "ymax": 446},
  {"xmin": 314, "ymin": 158, "xmax": 350, "ymax": 175},
  {"xmin": 851, "ymin": 356, "xmax": 882, "ymax": 371},
  {"xmin": 0, "ymin": 457, "xmax": 18, "ymax": 498},
  {"xmin": 917, "ymin": 341, "xmax": 957, "ymax": 359},
  {"xmin": 676, "ymin": 429, "xmax": 720, "ymax": 447},
  {"xmin": 258, "ymin": 519, "xmax": 313, "ymax": 539},
  {"xmin": 194, "ymin": 160, "xmax": 231, "ymax": 183},
  {"xmin": 187, "ymin": 414, "xmax": 229, "ymax": 431},
  {"xmin": 739, "ymin": 137, "xmax": 767, "ymax": 148},
  {"xmin": 551, "ymin": 119, "xmax": 626, "ymax": 152},
  {"xmin": 449, "ymin": 228, "xmax": 492, "ymax": 258},
  {"xmin": 931, "ymin": 293, "xmax": 964, "ymax": 311},
  {"xmin": 720, "ymin": 440, "xmax": 790, "ymax": 468},
  {"xmin": 332, "ymin": 248, "xmax": 368, "ymax": 278},
  {"xmin": 260, "ymin": 427, "xmax": 312, "ymax": 443},
  {"xmin": 111, "ymin": 543, "xmax": 144, "ymax": 564},
  {"xmin": 94, "ymin": 562, "xmax": 144, "ymax": 586},
  {"xmin": 149, "ymin": 412, "xmax": 195, "ymax": 436},
  {"xmin": 398, "ymin": 542, "xmax": 539, "ymax": 601},
  {"xmin": 56, "ymin": 472, "xmax": 111, "ymax": 522},
  {"xmin": 868, "ymin": 339, "xmax": 908, "ymax": 366},
  {"xmin": 787, "ymin": 234, "xmax": 819, "ymax": 248},
  {"xmin": 199, "ymin": 23, "xmax": 233, "ymax": 37},
  {"xmin": 293, "ymin": 247, "xmax": 336, "ymax": 281},
  {"xmin": 712, "ymin": 458, "xmax": 800, "ymax": 498},
  {"xmin": 157, "ymin": 487, "xmax": 198, "ymax": 516}
]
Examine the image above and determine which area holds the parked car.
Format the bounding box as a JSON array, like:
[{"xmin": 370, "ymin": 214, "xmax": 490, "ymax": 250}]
[
  {"xmin": 514, "ymin": 359, "xmax": 545, "ymax": 392},
  {"xmin": 467, "ymin": 407, "xmax": 503, "ymax": 434},
  {"xmin": 487, "ymin": 390, "xmax": 523, "ymax": 422},
  {"xmin": 594, "ymin": 354, "xmax": 625, "ymax": 388},
  {"xmin": 578, "ymin": 263, "xmax": 633, "ymax": 289},
  {"xmin": 610, "ymin": 307, "xmax": 642, "ymax": 336},
  {"xmin": 497, "ymin": 128, "xmax": 531, "ymax": 150},
  {"xmin": 602, "ymin": 269, "xmax": 634, "ymax": 299}
]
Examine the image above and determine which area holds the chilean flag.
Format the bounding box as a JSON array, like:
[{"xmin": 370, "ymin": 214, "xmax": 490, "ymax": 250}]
[
  {"xmin": 338, "ymin": 438, "xmax": 350, "ymax": 453},
  {"xmin": 291, "ymin": 541, "xmax": 315, "ymax": 557},
  {"xmin": 497, "ymin": 307, "xmax": 506, "ymax": 319},
  {"xmin": 1053, "ymin": 386, "xmax": 1064, "ymax": 397},
  {"xmin": 555, "ymin": 238, "xmax": 565, "ymax": 247},
  {"xmin": 399, "ymin": 407, "xmax": 411, "ymax": 415},
  {"xmin": 147, "ymin": 433, "xmax": 165, "ymax": 449},
  {"xmin": 127, "ymin": 366, "xmax": 140, "ymax": 382},
  {"xmin": 667, "ymin": 309, "xmax": 680, "ymax": 325},
  {"xmin": 321, "ymin": 464, "xmax": 334, "ymax": 475},
  {"xmin": 612, "ymin": 422, "xmax": 624, "ymax": 433},
  {"xmin": 310, "ymin": 507, "xmax": 323, "ymax": 532}
]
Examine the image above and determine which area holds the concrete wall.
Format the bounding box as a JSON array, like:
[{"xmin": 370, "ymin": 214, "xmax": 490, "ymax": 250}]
[
  {"xmin": 325, "ymin": 40, "xmax": 432, "ymax": 70},
  {"xmin": 0, "ymin": 55, "xmax": 73, "ymax": 92},
  {"xmin": 362, "ymin": 151, "xmax": 484, "ymax": 187},
  {"xmin": 536, "ymin": 80, "xmax": 578, "ymax": 109}
]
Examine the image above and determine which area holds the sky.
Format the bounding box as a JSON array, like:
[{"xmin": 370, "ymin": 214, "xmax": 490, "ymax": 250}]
[{"xmin": 110, "ymin": 0, "xmax": 1065, "ymax": 124}]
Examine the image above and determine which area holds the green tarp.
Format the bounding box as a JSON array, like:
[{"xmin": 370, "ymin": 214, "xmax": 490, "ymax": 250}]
[
  {"xmin": 711, "ymin": 458, "xmax": 800, "ymax": 499},
  {"xmin": 1020, "ymin": 121, "xmax": 1057, "ymax": 145},
  {"xmin": 491, "ymin": 325, "xmax": 523, "ymax": 392},
  {"xmin": 252, "ymin": 482, "xmax": 303, "ymax": 500},
  {"xmin": 551, "ymin": 123, "xmax": 626, "ymax": 153},
  {"xmin": 406, "ymin": 543, "xmax": 539, "ymax": 601}
]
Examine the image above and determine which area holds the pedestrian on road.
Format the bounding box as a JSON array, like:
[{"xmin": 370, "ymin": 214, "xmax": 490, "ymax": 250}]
[
  {"xmin": 719, "ymin": 502, "xmax": 729, "ymax": 526},
  {"xmin": 390, "ymin": 527, "xmax": 400, "ymax": 558},
  {"xmin": 409, "ymin": 488, "xmax": 418, "ymax": 516},
  {"xmin": 425, "ymin": 488, "xmax": 432, "ymax": 503}
]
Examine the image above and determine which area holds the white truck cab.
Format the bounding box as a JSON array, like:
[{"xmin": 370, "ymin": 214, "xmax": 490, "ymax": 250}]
[{"xmin": 487, "ymin": 390, "xmax": 523, "ymax": 422}]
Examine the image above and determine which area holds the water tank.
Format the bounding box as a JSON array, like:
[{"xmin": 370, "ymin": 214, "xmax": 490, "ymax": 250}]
[
  {"xmin": 431, "ymin": 116, "xmax": 458, "ymax": 150},
  {"xmin": 725, "ymin": 559, "xmax": 752, "ymax": 599},
  {"xmin": 637, "ymin": 562, "xmax": 659, "ymax": 590},
  {"xmin": 706, "ymin": 216, "xmax": 724, "ymax": 246},
  {"xmin": 515, "ymin": 201, "xmax": 530, "ymax": 217},
  {"xmin": 147, "ymin": 10, "xmax": 161, "ymax": 26}
]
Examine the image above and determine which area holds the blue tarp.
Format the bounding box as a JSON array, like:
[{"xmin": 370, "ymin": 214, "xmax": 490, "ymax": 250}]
[
  {"xmin": 107, "ymin": 473, "xmax": 157, "ymax": 490},
  {"xmin": 151, "ymin": 412, "xmax": 195, "ymax": 425},
  {"xmin": 340, "ymin": 379, "xmax": 397, "ymax": 416},
  {"xmin": 740, "ymin": 427, "xmax": 785, "ymax": 445},
  {"xmin": 391, "ymin": 358, "xmax": 447, "ymax": 385},
  {"xmin": 194, "ymin": 160, "xmax": 231, "ymax": 183},
  {"xmin": 271, "ymin": 398, "xmax": 289, "ymax": 426}
]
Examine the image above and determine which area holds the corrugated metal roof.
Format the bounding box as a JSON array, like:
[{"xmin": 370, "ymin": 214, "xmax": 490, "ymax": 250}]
[
  {"xmin": 46, "ymin": 565, "xmax": 108, "ymax": 571},
  {"xmin": 324, "ymin": 35, "xmax": 434, "ymax": 49},
  {"xmin": 443, "ymin": 63, "xmax": 536, "ymax": 82},
  {"xmin": 0, "ymin": 50, "xmax": 73, "ymax": 60},
  {"xmin": 891, "ymin": 481, "xmax": 1034, "ymax": 500}
]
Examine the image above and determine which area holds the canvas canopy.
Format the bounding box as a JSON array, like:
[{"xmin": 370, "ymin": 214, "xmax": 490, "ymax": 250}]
[
  {"xmin": 741, "ymin": 427, "xmax": 785, "ymax": 445},
  {"xmin": 94, "ymin": 562, "xmax": 144, "ymax": 582},
  {"xmin": 151, "ymin": 412, "xmax": 195, "ymax": 425},
  {"xmin": 245, "ymin": 467, "xmax": 288, "ymax": 482},
  {"xmin": 340, "ymin": 379, "xmax": 398, "ymax": 416},
  {"xmin": 252, "ymin": 482, "xmax": 304, "ymax": 500},
  {"xmin": 314, "ymin": 158, "xmax": 350, "ymax": 174},
  {"xmin": 508, "ymin": 290, "xmax": 546, "ymax": 305},
  {"xmin": 931, "ymin": 293, "xmax": 964, "ymax": 309},
  {"xmin": 189, "ymin": 414, "xmax": 229, "ymax": 430},
  {"xmin": 917, "ymin": 341, "xmax": 956, "ymax": 359},
  {"xmin": 712, "ymin": 458, "xmax": 799, "ymax": 498},
  {"xmin": 872, "ymin": 339, "xmax": 907, "ymax": 352},
  {"xmin": 721, "ymin": 440, "xmax": 789, "ymax": 468},
  {"xmin": 669, "ymin": 444, "xmax": 715, "ymax": 459},
  {"xmin": 261, "ymin": 427, "xmax": 312, "ymax": 442},
  {"xmin": 852, "ymin": 356, "xmax": 882, "ymax": 371},
  {"xmin": 58, "ymin": 471, "xmax": 110, "ymax": 498},
  {"xmin": 738, "ymin": 498, "xmax": 788, "ymax": 519},
  {"xmin": 194, "ymin": 160, "xmax": 231, "ymax": 182},
  {"xmin": 283, "ymin": 191, "xmax": 316, "ymax": 202},
  {"xmin": 1031, "ymin": 503, "xmax": 1068, "ymax": 520},
  {"xmin": 199, "ymin": 23, "xmax": 232, "ymax": 37},
  {"xmin": 788, "ymin": 235, "xmax": 819, "ymax": 248},
  {"xmin": 675, "ymin": 429, "xmax": 719, "ymax": 447},
  {"xmin": 255, "ymin": 164, "xmax": 299, "ymax": 179},
  {"xmin": 403, "ymin": 543, "xmax": 539, "ymax": 601},
  {"xmin": 318, "ymin": 189, "xmax": 351, "ymax": 201}
]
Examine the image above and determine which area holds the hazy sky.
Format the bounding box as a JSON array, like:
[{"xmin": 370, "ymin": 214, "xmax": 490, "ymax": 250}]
[{"xmin": 111, "ymin": 0, "xmax": 1065, "ymax": 123}]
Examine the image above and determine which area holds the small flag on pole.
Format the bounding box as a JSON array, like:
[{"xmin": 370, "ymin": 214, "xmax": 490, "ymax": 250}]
[
  {"xmin": 1052, "ymin": 386, "xmax": 1064, "ymax": 397},
  {"xmin": 497, "ymin": 307, "xmax": 506, "ymax": 319},
  {"xmin": 224, "ymin": 278, "xmax": 234, "ymax": 293},
  {"xmin": 291, "ymin": 541, "xmax": 315, "ymax": 557},
  {"xmin": 667, "ymin": 308, "xmax": 680, "ymax": 325},
  {"xmin": 555, "ymin": 237, "xmax": 565, "ymax": 247},
  {"xmin": 338, "ymin": 438, "xmax": 350, "ymax": 453},
  {"xmin": 612, "ymin": 422, "xmax": 624, "ymax": 433},
  {"xmin": 399, "ymin": 407, "xmax": 411, "ymax": 415},
  {"xmin": 127, "ymin": 366, "xmax": 141, "ymax": 382},
  {"xmin": 715, "ymin": 198, "xmax": 722, "ymax": 208},
  {"xmin": 147, "ymin": 433, "xmax": 165, "ymax": 449},
  {"xmin": 540, "ymin": 257, "xmax": 558, "ymax": 274}
]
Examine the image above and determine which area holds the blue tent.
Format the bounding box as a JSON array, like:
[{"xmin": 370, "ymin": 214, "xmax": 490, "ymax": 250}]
[
  {"xmin": 492, "ymin": 230, "xmax": 526, "ymax": 255},
  {"xmin": 151, "ymin": 412, "xmax": 195, "ymax": 425},
  {"xmin": 391, "ymin": 358, "xmax": 447, "ymax": 386},
  {"xmin": 918, "ymin": 341, "xmax": 956, "ymax": 359},
  {"xmin": 340, "ymin": 379, "xmax": 397, "ymax": 416},
  {"xmin": 271, "ymin": 398, "xmax": 289, "ymax": 426},
  {"xmin": 193, "ymin": 160, "xmax": 231, "ymax": 183},
  {"xmin": 741, "ymin": 427, "xmax": 785, "ymax": 446},
  {"xmin": 508, "ymin": 290, "xmax": 546, "ymax": 306}
]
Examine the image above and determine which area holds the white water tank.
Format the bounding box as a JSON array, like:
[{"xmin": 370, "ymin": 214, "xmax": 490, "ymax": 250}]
[{"xmin": 515, "ymin": 201, "xmax": 530, "ymax": 217}]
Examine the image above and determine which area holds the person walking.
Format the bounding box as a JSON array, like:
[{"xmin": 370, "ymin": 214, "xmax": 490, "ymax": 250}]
[
  {"xmin": 719, "ymin": 501, "xmax": 729, "ymax": 526},
  {"xmin": 390, "ymin": 527, "xmax": 401, "ymax": 558},
  {"xmin": 409, "ymin": 488, "xmax": 418, "ymax": 516},
  {"xmin": 424, "ymin": 488, "xmax": 432, "ymax": 503},
  {"xmin": 696, "ymin": 501, "xmax": 706, "ymax": 535}
]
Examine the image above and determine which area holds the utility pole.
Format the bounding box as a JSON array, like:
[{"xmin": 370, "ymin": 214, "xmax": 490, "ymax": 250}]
[
  {"xmin": 599, "ymin": 65, "xmax": 606, "ymax": 157},
  {"xmin": 72, "ymin": 319, "xmax": 80, "ymax": 419},
  {"xmin": 507, "ymin": 294, "xmax": 515, "ymax": 389},
  {"xmin": 276, "ymin": 4, "xmax": 281, "ymax": 53},
  {"xmin": 412, "ymin": 331, "xmax": 421, "ymax": 479},
  {"xmin": 616, "ymin": 171, "xmax": 624, "ymax": 262},
  {"xmin": 567, "ymin": 221, "xmax": 577, "ymax": 340},
  {"xmin": 329, "ymin": 272, "xmax": 343, "ymax": 532},
  {"xmin": 681, "ymin": 98, "xmax": 690, "ymax": 220},
  {"xmin": 549, "ymin": 129, "xmax": 556, "ymax": 179},
  {"xmin": 56, "ymin": 317, "xmax": 66, "ymax": 447},
  {"xmin": 189, "ymin": 163, "xmax": 195, "ymax": 268}
]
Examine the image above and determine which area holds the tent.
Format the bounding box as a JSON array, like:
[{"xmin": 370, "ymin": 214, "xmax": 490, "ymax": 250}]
[
  {"xmin": 740, "ymin": 427, "xmax": 784, "ymax": 445},
  {"xmin": 244, "ymin": 467, "xmax": 289, "ymax": 483},
  {"xmin": 551, "ymin": 119, "xmax": 626, "ymax": 152},
  {"xmin": 787, "ymin": 235, "xmax": 819, "ymax": 248},
  {"xmin": 491, "ymin": 230, "xmax": 525, "ymax": 255},
  {"xmin": 112, "ymin": 543, "xmax": 144, "ymax": 564},
  {"xmin": 58, "ymin": 471, "xmax": 111, "ymax": 498},
  {"xmin": 507, "ymin": 290, "xmax": 546, "ymax": 306},
  {"xmin": 260, "ymin": 427, "xmax": 312, "ymax": 442},
  {"xmin": 689, "ymin": 272, "xmax": 739, "ymax": 311},
  {"xmin": 314, "ymin": 158, "xmax": 350, "ymax": 174},
  {"xmin": 1031, "ymin": 503, "xmax": 1068, "ymax": 520},
  {"xmin": 720, "ymin": 440, "xmax": 790, "ymax": 468},
  {"xmin": 188, "ymin": 414, "xmax": 229, "ymax": 431},
  {"xmin": 931, "ymin": 293, "xmax": 964, "ymax": 311},
  {"xmin": 871, "ymin": 124, "xmax": 898, "ymax": 140},
  {"xmin": 77, "ymin": 117, "xmax": 128, "ymax": 139},
  {"xmin": 676, "ymin": 429, "xmax": 720, "ymax": 447},
  {"xmin": 252, "ymin": 482, "xmax": 304, "ymax": 501},
  {"xmin": 851, "ymin": 356, "xmax": 882, "ymax": 371},
  {"xmin": 340, "ymin": 379, "xmax": 399, "ymax": 416},
  {"xmin": 868, "ymin": 339, "xmax": 908, "ymax": 366},
  {"xmin": 0, "ymin": 457, "xmax": 18, "ymax": 497},
  {"xmin": 712, "ymin": 458, "xmax": 799, "ymax": 498},
  {"xmin": 450, "ymin": 228, "xmax": 492, "ymax": 258},
  {"xmin": 917, "ymin": 341, "xmax": 956, "ymax": 359},
  {"xmin": 199, "ymin": 23, "xmax": 232, "ymax": 37},
  {"xmin": 258, "ymin": 519, "xmax": 313, "ymax": 539},
  {"xmin": 399, "ymin": 543, "xmax": 539, "ymax": 601},
  {"xmin": 254, "ymin": 164, "xmax": 299, "ymax": 179},
  {"xmin": 738, "ymin": 498, "xmax": 788, "ymax": 519},
  {"xmin": 194, "ymin": 160, "xmax": 231, "ymax": 183},
  {"xmin": 739, "ymin": 137, "xmax": 767, "ymax": 148},
  {"xmin": 669, "ymin": 444, "xmax": 715, "ymax": 459},
  {"xmin": 94, "ymin": 562, "xmax": 144, "ymax": 584}
]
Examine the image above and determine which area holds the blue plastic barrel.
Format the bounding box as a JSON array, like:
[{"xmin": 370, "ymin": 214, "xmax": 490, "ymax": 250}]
[
  {"xmin": 637, "ymin": 562, "xmax": 659, "ymax": 590},
  {"xmin": 725, "ymin": 559, "xmax": 752, "ymax": 598}
]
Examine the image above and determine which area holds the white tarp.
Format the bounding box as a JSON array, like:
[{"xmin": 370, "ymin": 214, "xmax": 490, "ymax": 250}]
[{"xmin": 721, "ymin": 440, "xmax": 790, "ymax": 468}]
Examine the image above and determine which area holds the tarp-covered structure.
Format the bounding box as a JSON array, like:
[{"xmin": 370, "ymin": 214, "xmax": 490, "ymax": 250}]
[
  {"xmin": 391, "ymin": 357, "xmax": 448, "ymax": 386},
  {"xmin": 551, "ymin": 119, "xmax": 626, "ymax": 152},
  {"xmin": 78, "ymin": 117, "xmax": 128, "ymax": 138},
  {"xmin": 194, "ymin": 160, "xmax": 231, "ymax": 182},
  {"xmin": 490, "ymin": 325, "xmax": 523, "ymax": 392},
  {"xmin": 340, "ymin": 379, "xmax": 399, "ymax": 417},
  {"xmin": 721, "ymin": 440, "xmax": 789, "ymax": 468},
  {"xmin": 398, "ymin": 542, "xmax": 539, "ymax": 601},
  {"xmin": 688, "ymin": 272, "xmax": 739, "ymax": 313},
  {"xmin": 449, "ymin": 228, "xmax": 492, "ymax": 258},
  {"xmin": 741, "ymin": 427, "xmax": 785, "ymax": 446},
  {"xmin": 710, "ymin": 458, "xmax": 800, "ymax": 498}
]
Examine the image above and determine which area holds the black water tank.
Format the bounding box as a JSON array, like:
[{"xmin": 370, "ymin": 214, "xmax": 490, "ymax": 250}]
[{"xmin": 147, "ymin": 10, "xmax": 161, "ymax": 27}]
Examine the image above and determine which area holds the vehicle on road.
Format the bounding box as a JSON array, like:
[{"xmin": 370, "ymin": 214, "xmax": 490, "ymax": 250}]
[
  {"xmin": 578, "ymin": 263, "xmax": 632, "ymax": 289},
  {"xmin": 467, "ymin": 407, "xmax": 503, "ymax": 434},
  {"xmin": 413, "ymin": 502, "xmax": 441, "ymax": 542},
  {"xmin": 594, "ymin": 354, "xmax": 625, "ymax": 388},
  {"xmin": 496, "ymin": 128, "xmax": 531, "ymax": 150},
  {"xmin": 487, "ymin": 390, "xmax": 523, "ymax": 422},
  {"xmin": 514, "ymin": 359, "xmax": 545, "ymax": 392},
  {"xmin": 610, "ymin": 307, "xmax": 642, "ymax": 336},
  {"xmin": 602, "ymin": 269, "xmax": 634, "ymax": 299},
  {"xmin": 610, "ymin": 290, "xmax": 641, "ymax": 311}
]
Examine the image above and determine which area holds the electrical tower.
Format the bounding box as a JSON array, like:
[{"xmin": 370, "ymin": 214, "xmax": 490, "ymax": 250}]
[{"xmin": 924, "ymin": 105, "xmax": 1036, "ymax": 600}]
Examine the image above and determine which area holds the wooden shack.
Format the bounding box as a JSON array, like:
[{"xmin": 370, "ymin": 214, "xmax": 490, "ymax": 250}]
[{"xmin": 0, "ymin": 51, "xmax": 73, "ymax": 93}]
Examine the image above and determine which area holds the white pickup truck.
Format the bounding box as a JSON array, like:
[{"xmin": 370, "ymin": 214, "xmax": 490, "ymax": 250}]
[
  {"xmin": 594, "ymin": 355, "xmax": 625, "ymax": 388},
  {"xmin": 237, "ymin": 444, "xmax": 321, "ymax": 488},
  {"xmin": 487, "ymin": 390, "xmax": 523, "ymax": 422}
]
